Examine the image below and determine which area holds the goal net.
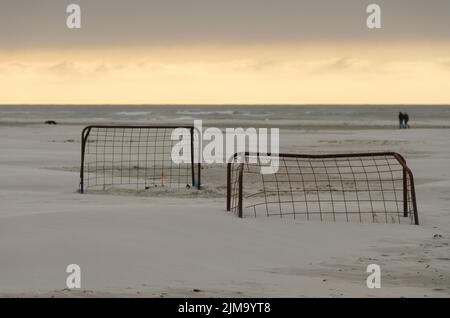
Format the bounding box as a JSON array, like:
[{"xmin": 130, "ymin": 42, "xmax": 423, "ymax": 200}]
[
  {"xmin": 80, "ymin": 125, "xmax": 201, "ymax": 193},
  {"xmin": 227, "ymin": 152, "xmax": 418, "ymax": 225}
]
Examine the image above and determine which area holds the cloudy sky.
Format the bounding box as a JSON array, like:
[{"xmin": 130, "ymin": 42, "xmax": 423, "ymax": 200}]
[{"xmin": 1, "ymin": 0, "xmax": 450, "ymax": 104}]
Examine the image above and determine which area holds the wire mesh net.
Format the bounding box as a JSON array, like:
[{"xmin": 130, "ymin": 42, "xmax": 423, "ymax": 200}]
[
  {"xmin": 80, "ymin": 126, "xmax": 200, "ymax": 192},
  {"xmin": 227, "ymin": 153, "xmax": 418, "ymax": 225}
]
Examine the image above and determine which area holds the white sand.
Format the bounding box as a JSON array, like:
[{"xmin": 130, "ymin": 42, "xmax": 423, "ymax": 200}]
[{"xmin": 0, "ymin": 123, "xmax": 449, "ymax": 297}]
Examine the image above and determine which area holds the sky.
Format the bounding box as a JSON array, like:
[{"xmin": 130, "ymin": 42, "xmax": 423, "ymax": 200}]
[{"xmin": 1, "ymin": 0, "xmax": 450, "ymax": 104}]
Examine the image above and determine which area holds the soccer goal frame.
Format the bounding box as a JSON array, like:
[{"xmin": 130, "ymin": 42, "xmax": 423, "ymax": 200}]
[
  {"xmin": 227, "ymin": 152, "xmax": 419, "ymax": 225},
  {"xmin": 79, "ymin": 125, "xmax": 201, "ymax": 193}
]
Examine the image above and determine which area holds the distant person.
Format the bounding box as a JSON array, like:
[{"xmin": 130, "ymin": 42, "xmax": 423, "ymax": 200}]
[
  {"xmin": 398, "ymin": 112, "xmax": 405, "ymax": 129},
  {"xmin": 404, "ymin": 113, "xmax": 410, "ymax": 128}
]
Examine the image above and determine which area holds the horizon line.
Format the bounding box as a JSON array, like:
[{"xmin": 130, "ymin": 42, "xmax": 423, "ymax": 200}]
[{"xmin": 1, "ymin": 104, "xmax": 450, "ymax": 107}]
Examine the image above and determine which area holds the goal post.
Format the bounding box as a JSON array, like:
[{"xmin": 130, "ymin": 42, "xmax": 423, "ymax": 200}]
[
  {"xmin": 227, "ymin": 152, "xmax": 419, "ymax": 225},
  {"xmin": 79, "ymin": 125, "xmax": 201, "ymax": 193}
]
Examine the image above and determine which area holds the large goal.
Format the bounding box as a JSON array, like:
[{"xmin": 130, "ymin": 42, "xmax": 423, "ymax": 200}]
[
  {"xmin": 80, "ymin": 125, "xmax": 201, "ymax": 193},
  {"xmin": 227, "ymin": 152, "xmax": 419, "ymax": 225}
]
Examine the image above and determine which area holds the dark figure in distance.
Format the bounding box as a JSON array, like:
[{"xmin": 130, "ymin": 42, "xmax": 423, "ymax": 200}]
[
  {"xmin": 404, "ymin": 113, "xmax": 410, "ymax": 128},
  {"xmin": 398, "ymin": 112, "xmax": 405, "ymax": 129}
]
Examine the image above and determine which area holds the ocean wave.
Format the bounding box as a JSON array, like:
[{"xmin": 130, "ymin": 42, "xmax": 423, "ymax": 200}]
[
  {"xmin": 175, "ymin": 110, "xmax": 274, "ymax": 118},
  {"xmin": 115, "ymin": 111, "xmax": 153, "ymax": 116},
  {"xmin": 175, "ymin": 110, "xmax": 237, "ymax": 116},
  {"xmin": 237, "ymin": 111, "xmax": 273, "ymax": 117},
  {"xmin": 174, "ymin": 116, "xmax": 196, "ymax": 121}
]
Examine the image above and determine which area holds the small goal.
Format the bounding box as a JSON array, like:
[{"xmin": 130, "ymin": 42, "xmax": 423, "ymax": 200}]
[
  {"xmin": 227, "ymin": 152, "xmax": 419, "ymax": 225},
  {"xmin": 79, "ymin": 125, "xmax": 201, "ymax": 193}
]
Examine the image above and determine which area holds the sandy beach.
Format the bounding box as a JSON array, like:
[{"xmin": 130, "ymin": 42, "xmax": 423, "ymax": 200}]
[
  {"xmin": 2, "ymin": 0, "xmax": 450, "ymax": 305},
  {"xmin": 0, "ymin": 121, "xmax": 449, "ymax": 297}
]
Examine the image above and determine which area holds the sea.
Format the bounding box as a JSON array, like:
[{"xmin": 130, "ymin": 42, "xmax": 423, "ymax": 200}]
[{"xmin": 0, "ymin": 105, "xmax": 449, "ymax": 127}]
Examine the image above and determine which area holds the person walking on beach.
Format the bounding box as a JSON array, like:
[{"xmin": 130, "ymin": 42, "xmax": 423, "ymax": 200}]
[
  {"xmin": 398, "ymin": 112, "xmax": 405, "ymax": 129},
  {"xmin": 404, "ymin": 113, "xmax": 410, "ymax": 128}
]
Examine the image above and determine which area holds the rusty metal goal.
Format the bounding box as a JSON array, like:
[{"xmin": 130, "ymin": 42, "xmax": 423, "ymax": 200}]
[
  {"xmin": 227, "ymin": 152, "xmax": 418, "ymax": 225},
  {"xmin": 80, "ymin": 125, "xmax": 201, "ymax": 193}
]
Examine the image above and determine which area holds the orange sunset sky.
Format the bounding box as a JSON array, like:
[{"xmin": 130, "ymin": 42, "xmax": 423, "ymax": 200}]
[{"xmin": 1, "ymin": 0, "xmax": 450, "ymax": 104}]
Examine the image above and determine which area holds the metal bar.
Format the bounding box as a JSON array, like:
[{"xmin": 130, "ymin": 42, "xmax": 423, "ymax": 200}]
[
  {"xmin": 231, "ymin": 151, "xmax": 408, "ymax": 160},
  {"xmin": 406, "ymin": 167, "xmax": 419, "ymax": 225},
  {"xmin": 190, "ymin": 127, "xmax": 195, "ymax": 187},
  {"xmin": 197, "ymin": 163, "xmax": 201, "ymax": 190},
  {"xmin": 403, "ymin": 168, "xmax": 408, "ymax": 217},
  {"xmin": 238, "ymin": 162, "xmax": 244, "ymax": 218},
  {"xmin": 227, "ymin": 163, "xmax": 231, "ymax": 211},
  {"xmin": 192, "ymin": 126, "xmax": 202, "ymax": 190},
  {"xmin": 79, "ymin": 126, "xmax": 91, "ymax": 193},
  {"xmin": 82, "ymin": 125, "xmax": 195, "ymax": 129}
]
